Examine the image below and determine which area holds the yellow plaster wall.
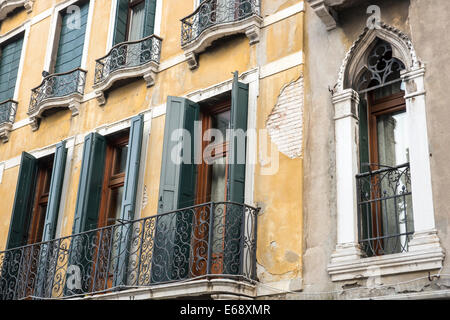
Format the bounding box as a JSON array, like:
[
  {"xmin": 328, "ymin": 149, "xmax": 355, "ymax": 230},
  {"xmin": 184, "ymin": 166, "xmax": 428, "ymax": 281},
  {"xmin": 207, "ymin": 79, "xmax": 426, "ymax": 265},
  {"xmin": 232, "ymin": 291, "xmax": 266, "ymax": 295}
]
[
  {"xmin": 0, "ymin": 0, "xmax": 305, "ymax": 283},
  {"xmin": 254, "ymin": 65, "xmax": 304, "ymax": 280}
]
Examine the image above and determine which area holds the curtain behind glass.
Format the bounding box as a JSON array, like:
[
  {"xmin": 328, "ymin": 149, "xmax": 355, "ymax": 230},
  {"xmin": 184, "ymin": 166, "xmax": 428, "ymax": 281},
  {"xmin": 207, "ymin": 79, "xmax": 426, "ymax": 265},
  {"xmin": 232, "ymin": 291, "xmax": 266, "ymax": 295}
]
[{"xmin": 128, "ymin": 2, "xmax": 146, "ymax": 41}]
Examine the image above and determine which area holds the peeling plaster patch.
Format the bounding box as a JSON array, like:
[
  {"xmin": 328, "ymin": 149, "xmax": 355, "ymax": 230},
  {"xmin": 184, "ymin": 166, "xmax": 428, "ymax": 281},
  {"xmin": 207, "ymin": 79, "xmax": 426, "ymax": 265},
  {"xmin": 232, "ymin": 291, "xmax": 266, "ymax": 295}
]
[{"xmin": 266, "ymin": 76, "xmax": 303, "ymax": 159}]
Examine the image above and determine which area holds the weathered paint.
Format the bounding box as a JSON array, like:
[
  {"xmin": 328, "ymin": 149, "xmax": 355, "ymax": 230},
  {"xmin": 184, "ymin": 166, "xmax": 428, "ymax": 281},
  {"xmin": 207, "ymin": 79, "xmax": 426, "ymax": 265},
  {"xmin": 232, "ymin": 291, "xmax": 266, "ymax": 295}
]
[{"xmin": 0, "ymin": 0, "xmax": 305, "ymax": 291}]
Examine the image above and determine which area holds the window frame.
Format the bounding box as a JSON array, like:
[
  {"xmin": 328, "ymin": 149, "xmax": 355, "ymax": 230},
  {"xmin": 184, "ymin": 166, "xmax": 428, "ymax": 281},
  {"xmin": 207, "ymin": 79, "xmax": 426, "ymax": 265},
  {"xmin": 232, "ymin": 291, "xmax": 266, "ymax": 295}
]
[
  {"xmin": 43, "ymin": 0, "xmax": 95, "ymax": 75},
  {"xmin": 106, "ymin": 0, "xmax": 162, "ymax": 52}
]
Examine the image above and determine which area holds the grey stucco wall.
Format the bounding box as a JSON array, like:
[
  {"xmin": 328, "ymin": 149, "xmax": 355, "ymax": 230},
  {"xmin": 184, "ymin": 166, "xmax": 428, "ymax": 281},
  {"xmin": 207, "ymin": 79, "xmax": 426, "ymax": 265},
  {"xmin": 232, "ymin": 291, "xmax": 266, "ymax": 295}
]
[{"xmin": 297, "ymin": 0, "xmax": 450, "ymax": 299}]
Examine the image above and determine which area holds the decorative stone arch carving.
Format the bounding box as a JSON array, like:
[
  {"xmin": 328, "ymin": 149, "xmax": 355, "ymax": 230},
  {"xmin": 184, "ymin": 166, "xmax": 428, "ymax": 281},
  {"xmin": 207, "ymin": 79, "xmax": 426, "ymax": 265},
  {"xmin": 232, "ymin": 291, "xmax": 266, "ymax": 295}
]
[
  {"xmin": 335, "ymin": 22, "xmax": 421, "ymax": 93},
  {"xmin": 327, "ymin": 22, "xmax": 444, "ymax": 282}
]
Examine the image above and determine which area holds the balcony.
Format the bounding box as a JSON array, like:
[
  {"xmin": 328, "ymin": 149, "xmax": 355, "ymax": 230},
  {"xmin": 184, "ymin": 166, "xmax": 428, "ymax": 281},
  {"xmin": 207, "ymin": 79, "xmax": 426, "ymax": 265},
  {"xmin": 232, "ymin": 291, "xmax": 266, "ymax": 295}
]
[
  {"xmin": 27, "ymin": 68, "xmax": 87, "ymax": 131},
  {"xmin": 0, "ymin": 0, "xmax": 33, "ymax": 20},
  {"xmin": 356, "ymin": 163, "xmax": 414, "ymax": 257},
  {"xmin": 180, "ymin": 0, "xmax": 262, "ymax": 69},
  {"xmin": 0, "ymin": 202, "xmax": 259, "ymax": 300},
  {"xmin": 0, "ymin": 99, "xmax": 17, "ymax": 142},
  {"xmin": 93, "ymin": 35, "xmax": 162, "ymax": 106}
]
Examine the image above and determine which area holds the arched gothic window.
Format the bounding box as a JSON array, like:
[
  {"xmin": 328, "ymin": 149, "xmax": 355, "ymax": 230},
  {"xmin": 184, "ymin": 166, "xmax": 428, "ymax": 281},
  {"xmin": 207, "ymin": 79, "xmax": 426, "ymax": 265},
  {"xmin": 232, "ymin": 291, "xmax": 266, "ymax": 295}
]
[{"xmin": 355, "ymin": 39, "xmax": 413, "ymax": 257}]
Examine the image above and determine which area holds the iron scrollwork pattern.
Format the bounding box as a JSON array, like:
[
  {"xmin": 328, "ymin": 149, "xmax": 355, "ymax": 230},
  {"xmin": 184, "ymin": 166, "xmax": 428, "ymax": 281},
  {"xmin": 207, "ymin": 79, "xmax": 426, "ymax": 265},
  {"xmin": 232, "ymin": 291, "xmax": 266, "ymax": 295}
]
[
  {"xmin": 94, "ymin": 35, "xmax": 162, "ymax": 85},
  {"xmin": 356, "ymin": 163, "xmax": 414, "ymax": 257},
  {"xmin": 0, "ymin": 99, "xmax": 17, "ymax": 125},
  {"xmin": 181, "ymin": 0, "xmax": 261, "ymax": 46},
  {"xmin": 28, "ymin": 68, "xmax": 86, "ymax": 115},
  {"xmin": 0, "ymin": 202, "xmax": 259, "ymax": 300}
]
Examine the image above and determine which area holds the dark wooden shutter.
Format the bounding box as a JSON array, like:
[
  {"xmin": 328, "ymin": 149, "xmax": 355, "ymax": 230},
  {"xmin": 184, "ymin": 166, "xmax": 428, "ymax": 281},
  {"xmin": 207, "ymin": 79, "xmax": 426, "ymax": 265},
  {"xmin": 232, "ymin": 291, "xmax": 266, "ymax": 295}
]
[
  {"xmin": 358, "ymin": 98, "xmax": 371, "ymax": 244},
  {"xmin": 224, "ymin": 71, "xmax": 248, "ymax": 275},
  {"xmin": 359, "ymin": 98, "xmax": 370, "ymax": 173},
  {"xmin": 2, "ymin": 152, "xmax": 36, "ymax": 300},
  {"xmin": 157, "ymin": 96, "xmax": 199, "ymax": 213},
  {"xmin": 0, "ymin": 36, "xmax": 24, "ymax": 102},
  {"xmin": 113, "ymin": 114, "xmax": 144, "ymax": 287},
  {"xmin": 227, "ymin": 71, "xmax": 248, "ymax": 204},
  {"xmin": 6, "ymin": 152, "xmax": 38, "ymax": 249},
  {"xmin": 119, "ymin": 114, "xmax": 144, "ymax": 221},
  {"xmin": 66, "ymin": 132, "xmax": 106, "ymax": 296},
  {"xmin": 72, "ymin": 132, "xmax": 107, "ymax": 234},
  {"xmin": 41, "ymin": 141, "xmax": 67, "ymax": 242},
  {"xmin": 143, "ymin": 0, "xmax": 157, "ymax": 37},
  {"xmin": 151, "ymin": 96, "xmax": 199, "ymax": 283},
  {"xmin": 113, "ymin": 0, "xmax": 129, "ymax": 45},
  {"xmin": 53, "ymin": 2, "xmax": 89, "ymax": 74}
]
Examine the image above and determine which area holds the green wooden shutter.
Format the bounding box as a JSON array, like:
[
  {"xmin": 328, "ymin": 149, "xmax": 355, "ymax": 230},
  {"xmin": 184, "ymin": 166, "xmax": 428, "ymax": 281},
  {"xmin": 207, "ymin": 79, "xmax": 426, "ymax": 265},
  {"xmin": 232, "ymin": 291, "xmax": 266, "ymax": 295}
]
[
  {"xmin": 1, "ymin": 153, "xmax": 37, "ymax": 299},
  {"xmin": 41, "ymin": 141, "xmax": 67, "ymax": 242},
  {"xmin": 113, "ymin": 114, "xmax": 144, "ymax": 287},
  {"xmin": 66, "ymin": 132, "xmax": 105, "ymax": 296},
  {"xmin": 143, "ymin": 0, "xmax": 157, "ymax": 37},
  {"xmin": 359, "ymin": 98, "xmax": 370, "ymax": 173},
  {"xmin": 35, "ymin": 142, "xmax": 67, "ymax": 298},
  {"xmin": 54, "ymin": 2, "xmax": 89, "ymax": 74},
  {"xmin": 0, "ymin": 36, "xmax": 24, "ymax": 102},
  {"xmin": 72, "ymin": 132, "xmax": 107, "ymax": 234},
  {"xmin": 151, "ymin": 96, "xmax": 199, "ymax": 283},
  {"xmin": 120, "ymin": 114, "xmax": 144, "ymax": 221},
  {"xmin": 358, "ymin": 97, "xmax": 371, "ymax": 249},
  {"xmin": 223, "ymin": 71, "xmax": 248, "ymax": 275},
  {"xmin": 157, "ymin": 96, "xmax": 199, "ymax": 213},
  {"xmin": 227, "ymin": 71, "xmax": 248, "ymax": 204},
  {"xmin": 6, "ymin": 152, "xmax": 38, "ymax": 249},
  {"xmin": 113, "ymin": 0, "xmax": 129, "ymax": 45}
]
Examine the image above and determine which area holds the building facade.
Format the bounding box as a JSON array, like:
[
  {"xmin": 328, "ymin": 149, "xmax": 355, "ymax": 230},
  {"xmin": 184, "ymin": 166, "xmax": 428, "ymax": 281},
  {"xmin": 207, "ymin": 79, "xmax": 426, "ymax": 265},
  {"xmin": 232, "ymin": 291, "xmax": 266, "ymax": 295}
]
[
  {"xmin": 297, "ymin": 0, "xmax": 450, "ymax": 299},
  {"xmin": 0, "ymin": 0, "xmax": 304, "ymax": 299}
]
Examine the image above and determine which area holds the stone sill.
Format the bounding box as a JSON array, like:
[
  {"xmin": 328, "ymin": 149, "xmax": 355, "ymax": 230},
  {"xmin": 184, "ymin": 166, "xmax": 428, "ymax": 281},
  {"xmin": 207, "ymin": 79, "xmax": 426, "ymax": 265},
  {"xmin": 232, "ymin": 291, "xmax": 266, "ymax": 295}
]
[
  {"xmin": 92, "ymin": 61, "xmax": 159, "ymax": 106},
  {"xmin": 0, "ymin": 122, "xmax": 13, "ymax": 142},
  {"xmin": 181, "ymin": 14, "xmax": 262, "ymax": 70},
  {"xmin": 327, "ymin": 248, "xmax": 445, "ymax": 282},
  {"xmin": 72, "ymin": 278, "xmax": 256, "ymax": 300}
]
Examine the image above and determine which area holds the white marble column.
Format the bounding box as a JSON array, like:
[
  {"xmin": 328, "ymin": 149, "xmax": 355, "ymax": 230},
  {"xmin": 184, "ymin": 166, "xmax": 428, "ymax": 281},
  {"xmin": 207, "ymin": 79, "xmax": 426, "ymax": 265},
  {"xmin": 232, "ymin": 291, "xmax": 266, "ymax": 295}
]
[{"xmin": 329, "ymin": 88, "xmax": 362, "ymax": 262}]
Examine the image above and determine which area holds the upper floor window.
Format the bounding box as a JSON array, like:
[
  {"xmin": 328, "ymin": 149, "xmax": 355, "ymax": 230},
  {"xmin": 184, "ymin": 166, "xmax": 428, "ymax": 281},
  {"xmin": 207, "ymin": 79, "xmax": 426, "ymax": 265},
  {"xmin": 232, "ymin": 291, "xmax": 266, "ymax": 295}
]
[
  {"xmin": 52, "ymin": 0, "xmax": 90, "ymax": 74},
  {"xmin": 0, "ymin": 34, "xmax": 24, "ymax": 103},
  {"xmin": 356, "ymin": 40, "xmax": 413, "ymax": 257},
  {"xmin": 113, "ymin": 0, "xmax": 156, "ymax": 45}
]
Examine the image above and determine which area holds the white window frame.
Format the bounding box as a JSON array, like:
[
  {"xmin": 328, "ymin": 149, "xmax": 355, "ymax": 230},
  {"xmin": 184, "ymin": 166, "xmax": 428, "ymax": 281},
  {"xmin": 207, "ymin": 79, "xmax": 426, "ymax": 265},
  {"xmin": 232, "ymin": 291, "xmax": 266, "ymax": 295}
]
[{"xmin": 327, "ymin": 23, "xmax": 444, "ymax": 281}]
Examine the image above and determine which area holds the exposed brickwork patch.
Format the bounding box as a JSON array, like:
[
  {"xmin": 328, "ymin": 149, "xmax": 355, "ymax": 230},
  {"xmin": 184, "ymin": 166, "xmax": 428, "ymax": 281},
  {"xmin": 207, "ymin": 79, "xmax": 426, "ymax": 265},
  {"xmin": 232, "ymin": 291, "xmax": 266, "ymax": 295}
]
[{"xmin": 266, "ymin": 76, "xmax": 303, "ymax": 159}]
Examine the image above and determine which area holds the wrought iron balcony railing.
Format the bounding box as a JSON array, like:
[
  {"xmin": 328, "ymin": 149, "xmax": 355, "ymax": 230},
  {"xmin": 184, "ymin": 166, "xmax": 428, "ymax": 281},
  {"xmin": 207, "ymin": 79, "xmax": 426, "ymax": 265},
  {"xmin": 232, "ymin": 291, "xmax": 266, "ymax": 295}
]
[
  {"xmin": 0, "ymin": 202, "xmax": 258, "ymax": 300},
  {"xmin": 28, "ymin": 68, "xmax": 87, "ymax": 116},
  {"xmin": 0, "ymin": 99, "xmax": 17, "ymax": 126},
  {"xmin": 94, "ymin": 35, "xmax": 162, "ymax": 85},
  {"xmin": 356, "ymin": 163, "xmax": 414, "ymax": 257},
  {"xmin": 181, "ymin": 0, "xmax": 261, "ymax": 46}
]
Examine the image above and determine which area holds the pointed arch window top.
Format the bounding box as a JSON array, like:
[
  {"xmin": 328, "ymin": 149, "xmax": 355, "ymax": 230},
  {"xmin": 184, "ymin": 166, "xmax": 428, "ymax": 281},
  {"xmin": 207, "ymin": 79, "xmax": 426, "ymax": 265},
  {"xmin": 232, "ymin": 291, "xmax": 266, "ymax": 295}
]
[{"xmin": 356, "ymin": 40, "xmax": 405, "ymax": 92}]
